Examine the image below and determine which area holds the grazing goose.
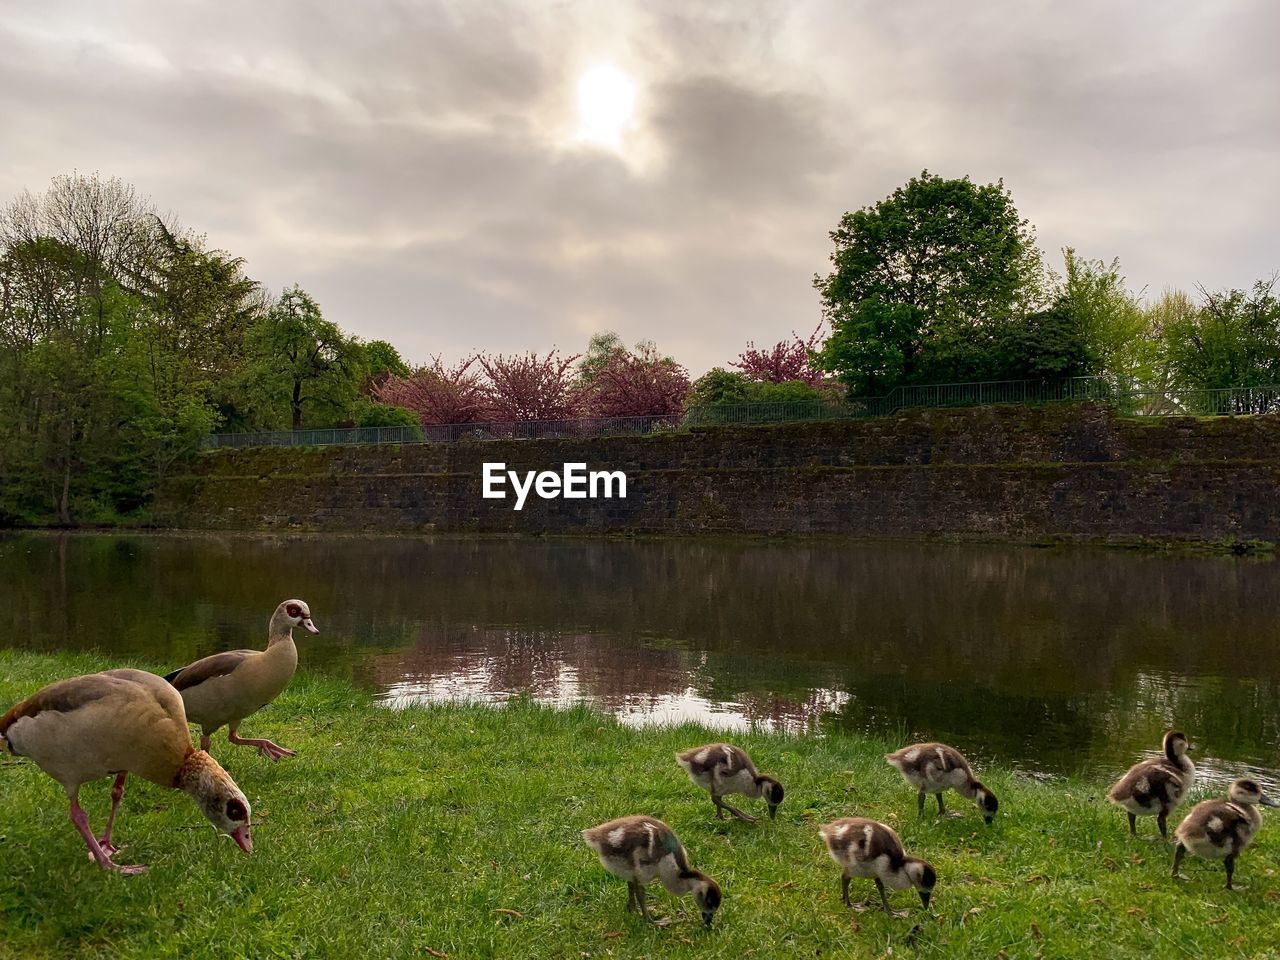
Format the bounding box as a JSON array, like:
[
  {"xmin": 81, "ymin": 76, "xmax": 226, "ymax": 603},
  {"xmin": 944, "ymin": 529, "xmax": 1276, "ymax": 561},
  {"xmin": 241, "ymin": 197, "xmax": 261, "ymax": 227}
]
[
  {"xmin": 1172, "ymin": 778, "xmax": 1278, "ymax": 889},
  {"xmin": 885, "ymin": 742, "xmax": 999, "ymax": 824},
  {"xmin": 676, "ymin": 743, "xmax": 784, "ymax": 822},
  {"xmin": 1, "ymin": 669, "xmax": 252, "ymax": 874},
  {"xmin": 819, "ymin": 817, "xmax": 936, "ymax": 915},
  {"xmin": 582, "ymin": 815, "xmax": 723, "ymax": 926},
  {"xmin": 164, "ymin": 599, "xmax": 317, "ymax": 761},
  {"xmin": 1107, "ymin": 730, "xmax": 1196, "ymax": 839}
]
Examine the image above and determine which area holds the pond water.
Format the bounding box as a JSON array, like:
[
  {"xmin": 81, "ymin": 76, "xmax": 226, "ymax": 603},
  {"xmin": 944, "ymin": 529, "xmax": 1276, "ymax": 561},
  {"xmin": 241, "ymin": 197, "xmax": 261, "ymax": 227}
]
[{"xmin": 2, "ymin": 532, "xmax": 1278, "ymax": 789}]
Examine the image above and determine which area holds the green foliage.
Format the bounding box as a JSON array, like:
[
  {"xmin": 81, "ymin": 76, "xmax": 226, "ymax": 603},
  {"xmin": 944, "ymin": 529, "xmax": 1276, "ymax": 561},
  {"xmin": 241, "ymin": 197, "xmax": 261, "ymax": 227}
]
[
  {"xmin": 686, "ymin": 368, "xmax": 756, "ymax": 406},
  {"xmin": 1054, "ymin": 248, "xmax": 1147, "ymax": 384},
  {"xmin": 244, "ymin": 285, "xmax": 364, "ymax": 430},
  {"xmin": 815, "ymin": 171, "xmax": 1046, "ymax": 393},
  {"xmin": 1162, "ymin": 278, "xmax": 1280, "ymax": 390},
  {"xmin": 684, "ymin": 371, "xmax": 832, "ymax": 425},
  {"xmin": 360, "ymin": 339, "xmax": 410, "ymax": 391},
  {"xmin": 0, "ymin": 215, "xmax": 231, "ymax": 523},
  {"xmin": 355, "ymin": 402, "xmax": 421, "ymax": 430},
  {"xmin": 0, "ymin": 174, "xmax": 373, "ymax": 524},
  {"xmin": 578, "ymin": 331, "xmax": 627, "ymax": 385},
  {"xmin": 989, "ymin": 304, "xmax": 1095, "ymax": 380},
  {"xmin": 687, "ymin": 369, "xmax": 830, "ymax": 408}
]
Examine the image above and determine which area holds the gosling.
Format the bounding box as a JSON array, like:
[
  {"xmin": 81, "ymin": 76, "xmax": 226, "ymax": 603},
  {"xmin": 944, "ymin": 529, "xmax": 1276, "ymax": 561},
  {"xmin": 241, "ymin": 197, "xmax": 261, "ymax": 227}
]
[
  {"xmin": 1107, "ymin": 730, "xmax": 1196, "ymax": 839},
  {"xmin": 819, "ymin": 817, "xmax": 936, "ymax": 915},
  {"xmin": 885, "ymin": 742, "xmax": 999, "ymax": 824},
  {"xmin": 676, "ymin": 743, "xmax": 784, "ymax": 822},
  {"xmin": 1172, "ymin": 778, "xmax": 1278, "ymax": 890},
  {"xmin": 582, "ymin": 815, "xmax": 722, "ymax": 926}
]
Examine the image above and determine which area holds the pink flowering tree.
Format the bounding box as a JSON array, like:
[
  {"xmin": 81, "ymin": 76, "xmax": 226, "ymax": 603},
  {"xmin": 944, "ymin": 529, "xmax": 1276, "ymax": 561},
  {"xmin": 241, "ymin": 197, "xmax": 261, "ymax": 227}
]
[
  {"xmin": 731, "ymin": 323, "xmax": 829, "ymax": 386},
  {"xmin": 584, "ymin": 344, "xmax": 691, "ymax": 417},
  {"xmin": 373, "ymin": 355, "xmax": 491, "ymax": 424},
  {"xmin": 477, "ymin": 350, "xmax": 583, "ymax": 421}
]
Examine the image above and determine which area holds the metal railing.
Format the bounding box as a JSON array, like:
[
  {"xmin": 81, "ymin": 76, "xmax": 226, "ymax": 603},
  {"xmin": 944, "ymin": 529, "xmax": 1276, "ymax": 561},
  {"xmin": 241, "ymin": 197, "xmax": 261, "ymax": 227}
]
[
  {"xmin": 1111, "ymin": 385, "xmax": 1280, "ymax": 418},
  {"xmin": 204, "ymin": 414, "xmax": 683, "ymax": 449},
  {"xmin": 201, "ymin": 378, "xmax": 1280, "ymax": 450}
]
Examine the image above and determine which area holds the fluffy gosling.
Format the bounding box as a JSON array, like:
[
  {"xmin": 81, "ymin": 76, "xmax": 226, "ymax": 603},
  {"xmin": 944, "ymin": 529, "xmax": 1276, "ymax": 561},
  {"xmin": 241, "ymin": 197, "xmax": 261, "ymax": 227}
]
[
  {"xmin": 582, "ymin": 815, "xmax": 722, "ymax": 926},
  {"xmin": 819, "ymin": 817, "xmax": 936, "ymax": 916},
  {"xmin": 676, "ymin": 743, "xmax": 784, "ymax": 822},
  {"xmin": 1172, "ymin": 778, "xmax": 1278, "ymax": 890},
  {"xmin": 1107, "ymin": 730, "xmax": 1196, "ymax": 839},
  {"xmin": 885, "ymin": 742, "xmax": 999, "ymax": 824}
]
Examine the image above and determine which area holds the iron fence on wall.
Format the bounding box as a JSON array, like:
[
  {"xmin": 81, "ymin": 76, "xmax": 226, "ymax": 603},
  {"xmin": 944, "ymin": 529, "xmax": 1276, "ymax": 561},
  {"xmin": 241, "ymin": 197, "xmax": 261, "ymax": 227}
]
[{"xmin": 202, "ymin": 378, "xmax": 1280, "ymax": 450}]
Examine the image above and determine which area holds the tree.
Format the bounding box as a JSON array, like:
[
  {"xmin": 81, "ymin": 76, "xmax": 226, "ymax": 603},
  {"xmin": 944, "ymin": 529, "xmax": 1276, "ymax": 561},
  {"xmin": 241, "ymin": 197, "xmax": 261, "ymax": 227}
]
[
  {"xmin": 1163, "ymin": 278, "xmax": 1280, "ymax": 391},
  {"xmin": 0, "ymin": 174, "xmax": 178, "ymax": 523},
  {"xmin": 732, "ymin": 324, "xmax": 828, "ymax": 387},
  {"xmin": 814, "ymin": 171, "xmax": 1045, "ymax": 393},
  {"xmin": 686, "ymin": 368, "xmax": 830, "ymax": 408},
  {"xmin": 360, "ymin": 339, "xmax": 410, "ymax": 394},
  {"xmin": 582, "ymin": 343, "xmax": 690, "ymax": 417},
  {"xmin": 248, "ymin": 285, "xmax": 362, "ymax": 429},
  {"xmin": 373, "ymin": 356, "xmax": 491, "ymax": 425},
  {"xmin": 686, "ymin": 369, "xmax": 757, "ymax": 407},
  {"xmin": 577, "ymin": 331, "xmax": 627, "ymax": 386},
  {"xmin": 478, "ymin": 350, "xmax": 582, "ymax": 421},
  {"xmin": 133, "ymin": 219, "xmax": 267, "ymax": 432},
  {"xmin": 1054, "ymin": 248, "xmax": 1146, "ymax": 385},
  {"xmin": 988, "ymin": 304, "xmax": 1094, "ymax": 380}
]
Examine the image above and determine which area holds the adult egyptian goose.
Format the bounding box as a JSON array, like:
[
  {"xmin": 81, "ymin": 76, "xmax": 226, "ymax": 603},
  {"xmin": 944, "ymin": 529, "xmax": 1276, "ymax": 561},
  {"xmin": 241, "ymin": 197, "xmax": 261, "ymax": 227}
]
[
  {"xmin": 1107, "ymin": 730, "xmax": 1196, "ymax": 839},
  {"xmin": 582, "ymin": 815, "xmax": 723, "ymax": 926},
  {"xmin": 164, "ymin": 599, "xmax": 317, "ymax": 761},
  {"xmin": 1, "ymin": 668, "xmax": 252, "ymax": 874},
  {"xmin": 1172, "ymin": 778, "xmax": 1278, "ymax": 889},
  {"xmin": 819, "ymin": 817, "xmax": 936, "ymax": 915},
  {"xmin": 676, "ymin": 743, "xmax": 785, "ymax": 822},
  {"xmin": 885, "ymin": 742, "xmax": 1000, "ymax": 824}
]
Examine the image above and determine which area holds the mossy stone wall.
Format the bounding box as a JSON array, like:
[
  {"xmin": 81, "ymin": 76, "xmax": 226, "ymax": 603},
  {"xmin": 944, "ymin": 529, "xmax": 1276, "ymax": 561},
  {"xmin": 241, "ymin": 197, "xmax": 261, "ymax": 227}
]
[{"xmin": 152, "ymin": 403, "xmax": 1280, "ymax": 544}]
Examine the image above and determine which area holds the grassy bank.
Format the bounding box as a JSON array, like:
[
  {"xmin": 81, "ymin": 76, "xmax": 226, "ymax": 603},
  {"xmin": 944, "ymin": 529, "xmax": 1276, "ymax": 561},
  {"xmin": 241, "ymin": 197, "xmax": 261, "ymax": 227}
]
[{"xmin": 3, "ymin": 652, "xmax": 1279, "ymax": 960}]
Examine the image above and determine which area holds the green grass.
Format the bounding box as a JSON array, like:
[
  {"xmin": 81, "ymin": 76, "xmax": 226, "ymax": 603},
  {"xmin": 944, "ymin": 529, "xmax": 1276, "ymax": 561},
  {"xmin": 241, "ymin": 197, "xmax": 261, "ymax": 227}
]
[{"xmin": 3, "ymin": 651, "xmax": 1280, "ymax": 960}]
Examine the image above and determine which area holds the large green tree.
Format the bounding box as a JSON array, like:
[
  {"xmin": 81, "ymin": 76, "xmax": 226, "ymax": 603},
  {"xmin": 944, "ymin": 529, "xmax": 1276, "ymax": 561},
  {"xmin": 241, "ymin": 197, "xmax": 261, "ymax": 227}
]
[
  {"xmin": 247, "ymin": 285, "xmax": 363, "ymax": 429},
  {"xmin": 814, "ymin": 171, "xmax": 1046, "ymax": 394},
  {"xmin": 1162, "ymin": 279, "xmax": 1280, "ymax": 391}
]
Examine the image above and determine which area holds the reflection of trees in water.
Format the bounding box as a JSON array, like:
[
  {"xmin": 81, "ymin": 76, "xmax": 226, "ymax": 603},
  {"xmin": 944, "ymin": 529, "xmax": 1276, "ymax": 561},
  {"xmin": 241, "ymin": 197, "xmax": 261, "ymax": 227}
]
[
  {"xmin": 374, "ymin": 623, "xmax": 849, "ymax": 732},
  {"xmin": 3, "ymin": 532, "xmax": 1280, "ymax": 778}
]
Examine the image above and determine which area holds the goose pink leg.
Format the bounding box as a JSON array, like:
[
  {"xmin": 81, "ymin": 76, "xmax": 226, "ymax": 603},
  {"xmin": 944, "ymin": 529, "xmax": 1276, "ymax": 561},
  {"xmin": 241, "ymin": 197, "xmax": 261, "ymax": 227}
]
[
  {"xmin": 69, "ymin": 789, "xmax": 147, "ymax": 874},
  {"xmin": 228, "ymin": 726, "xmax": 295, "ymax": 761},
  {"xmin": 94, "ymin": 772, "xmax": 128, "ymax": 856}
]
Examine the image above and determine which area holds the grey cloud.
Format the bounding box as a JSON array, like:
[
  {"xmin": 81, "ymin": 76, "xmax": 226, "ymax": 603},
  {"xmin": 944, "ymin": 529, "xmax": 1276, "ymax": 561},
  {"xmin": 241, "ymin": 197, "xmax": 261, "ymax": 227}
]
[{"xmin": 2, "ymin": 0, "xmax": 1278, "ymax": 373}]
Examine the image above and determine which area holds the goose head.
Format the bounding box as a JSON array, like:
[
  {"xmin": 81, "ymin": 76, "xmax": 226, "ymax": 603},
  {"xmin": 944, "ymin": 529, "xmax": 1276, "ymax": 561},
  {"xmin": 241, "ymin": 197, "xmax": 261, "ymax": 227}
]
[
  {"xmin": 277, "ymin": 599, "xmax": 319, "ymax": 636},
  {"xmin": 976, "ymin": 784, "xmax": 1000, "ymax": 825},
  {"xmin": 759, "ymin": 776, "xmax": 785, "ymax": 819},
  {"xmin": 691, "ymin": 873, "xmax": 722, "ymax": 926},
  {"xmin": 905, "ymin": 858, "xmax": 937, "ymax": 908},
  {"xmin": 1163, "ymin": 730, "xmax": 1191, "ymax": 762},
  {"xmin": 178, "ymin": 750, "xmax": 253, "ymax": 853},
  {"xmin": 1229, "ymin": 778, "xmax": 1279, "ymax": 808}
]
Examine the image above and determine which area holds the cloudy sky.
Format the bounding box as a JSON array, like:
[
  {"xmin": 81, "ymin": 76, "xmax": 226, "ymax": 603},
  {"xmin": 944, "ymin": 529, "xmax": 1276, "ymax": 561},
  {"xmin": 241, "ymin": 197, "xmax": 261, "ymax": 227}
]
[{"xmin": 3, "ymin": 1, "xmax": 1277, "ymax": 373}]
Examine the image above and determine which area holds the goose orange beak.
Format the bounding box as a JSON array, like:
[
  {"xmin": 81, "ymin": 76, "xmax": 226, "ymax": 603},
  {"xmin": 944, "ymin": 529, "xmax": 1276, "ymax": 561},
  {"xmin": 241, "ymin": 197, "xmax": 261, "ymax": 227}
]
[
  {"xmin": 231, "ymin": 826, "xmax": 253, "ymax": 854},
  {"xmin": 302, "ymin": 618, "xmax": 319, "ymax": 635}
]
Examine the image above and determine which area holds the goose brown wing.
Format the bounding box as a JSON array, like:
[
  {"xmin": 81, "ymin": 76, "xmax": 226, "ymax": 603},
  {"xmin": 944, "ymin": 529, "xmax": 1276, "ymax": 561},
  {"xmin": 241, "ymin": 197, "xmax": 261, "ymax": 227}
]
[
  {"xmin": 678, "ymin": 743, "xmax": 754, "ymax": 779},
  {"xmin": 1, "ymin": 673, "xmax": 118, "ymax": 750},
  {"xmin": 1109, "ymin": 760, "xmax": 1182, "ymax": 806},
  {"xmin": 164, "ymin": 650, "xmax": 255, "ymax": 691}
]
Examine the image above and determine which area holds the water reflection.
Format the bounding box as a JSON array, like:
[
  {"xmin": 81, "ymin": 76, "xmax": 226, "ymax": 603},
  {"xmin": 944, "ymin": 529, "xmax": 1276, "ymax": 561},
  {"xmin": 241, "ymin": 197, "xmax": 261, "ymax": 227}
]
[
  {"xmin": 376, "ymin": 624, "xmax": 852, "ymax": 732},
  {"xmin": 1, "ymin": 532, "xmax": 1278, "ymax": 786}
]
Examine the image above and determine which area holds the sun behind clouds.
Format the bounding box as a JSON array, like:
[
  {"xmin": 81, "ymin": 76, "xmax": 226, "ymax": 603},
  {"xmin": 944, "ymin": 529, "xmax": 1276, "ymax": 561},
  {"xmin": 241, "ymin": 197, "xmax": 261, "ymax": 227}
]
[{"xmin": 574, "ymin": 63, "xmax": 637, "ymax": 150}]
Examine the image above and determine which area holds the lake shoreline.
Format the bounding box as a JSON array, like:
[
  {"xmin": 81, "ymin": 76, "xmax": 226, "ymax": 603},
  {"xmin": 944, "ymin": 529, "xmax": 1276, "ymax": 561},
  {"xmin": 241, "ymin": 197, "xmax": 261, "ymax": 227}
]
[
  {"xmin": 3, "ymin": 524, "xmax": 1275, "ymax": 557},
  {"xmin": 4, "ymin": 650, "xmax": 1280, "ymax": 959}
]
